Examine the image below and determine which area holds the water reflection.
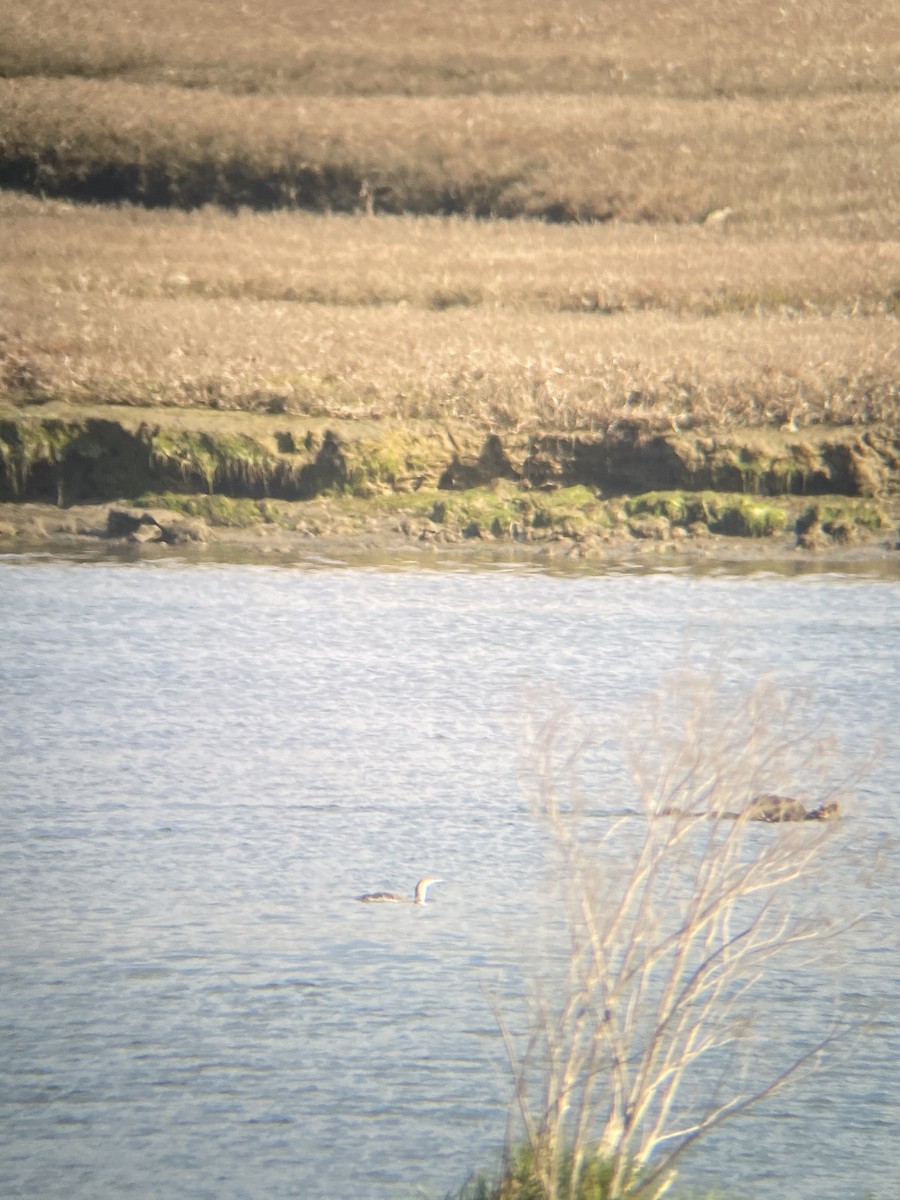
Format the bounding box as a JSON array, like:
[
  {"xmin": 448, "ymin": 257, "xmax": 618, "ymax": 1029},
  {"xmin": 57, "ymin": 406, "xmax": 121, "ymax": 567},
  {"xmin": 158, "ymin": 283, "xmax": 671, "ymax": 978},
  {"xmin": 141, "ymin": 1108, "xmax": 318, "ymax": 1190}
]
[{"xmin": 4, "ymin": 535, "xmax": 900, "ymax": 581}]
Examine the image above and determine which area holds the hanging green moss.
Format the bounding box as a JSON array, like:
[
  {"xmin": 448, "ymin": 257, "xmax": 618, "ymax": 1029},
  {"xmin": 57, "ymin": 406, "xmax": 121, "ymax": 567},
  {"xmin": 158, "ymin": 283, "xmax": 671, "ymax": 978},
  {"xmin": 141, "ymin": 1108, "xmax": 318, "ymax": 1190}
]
[
  {"xmin": 339, "ymin": 426, "xmax": 451, "ymax": 497},
  {"xmin": 427, "ymin": 482, "xmax": 611, "ymax": 540},
  {"xmin": 707, "ymin": 496, "xmax": 789, "ymax": 537},
  {"xmin": 0, "ymin": 417, "xmax": 153, "ymax": 502},
  {"xmin": 0, "ymin": 419, "xmax": 75, "ymax": 498},
  {"xmin": 796, "ymin": 499, "xmax": 886, "ymax": 543},
  {"xmin": 135, "ymin": 491, "xmax": 273, "ymax": 527},
  {"xmin": 146, "ymin": 427, "xmax": 303, "ymax": 496},
  {"xmin": 627, "ymin": 490, "xmax": 789, "ymax": 537}
]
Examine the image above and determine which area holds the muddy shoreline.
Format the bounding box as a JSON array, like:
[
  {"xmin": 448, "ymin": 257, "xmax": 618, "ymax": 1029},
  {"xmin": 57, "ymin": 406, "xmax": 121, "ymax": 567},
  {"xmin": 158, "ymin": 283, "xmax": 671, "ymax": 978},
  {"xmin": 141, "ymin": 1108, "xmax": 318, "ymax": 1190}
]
[
  {"xmin": 2, "ymin": 498, "xmax": 898, "ymax": 577},
  {"xmin": 2, "ymin": 406, "xmax": 898, "ymax": 572}
]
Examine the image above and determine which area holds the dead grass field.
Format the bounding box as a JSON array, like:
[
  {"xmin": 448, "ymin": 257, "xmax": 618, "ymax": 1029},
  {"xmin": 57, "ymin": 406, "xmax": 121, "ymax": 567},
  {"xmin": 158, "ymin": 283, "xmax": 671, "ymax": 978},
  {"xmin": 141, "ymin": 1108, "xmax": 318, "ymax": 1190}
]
[
  {"xmin": 2, "ymin": 77, "xmax": 897, "ymax": 228},
  {"xmin": 4, "ymin": 197, "xmax": 897, "ymax": 314},
  {"xmin": 2, "ymin": 0, "xmax": 897, "ymax": 98},
  {"xmin": 0, "ymin": 0, "xmax": 897, "ymax": 226},
  {"xmin": 0, "ymin": 0, "xmax": 897, "ymax": 445},
  {"xmin": 2, "ymin": 197, "xmax": 896, "ymax": 433}
]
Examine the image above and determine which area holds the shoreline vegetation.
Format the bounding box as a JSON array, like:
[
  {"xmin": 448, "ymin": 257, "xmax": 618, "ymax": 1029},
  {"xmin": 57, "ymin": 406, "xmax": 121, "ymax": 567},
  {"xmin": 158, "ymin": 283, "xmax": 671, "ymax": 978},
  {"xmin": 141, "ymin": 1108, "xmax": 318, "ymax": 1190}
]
[
  {"xmin": 1, "ymin": 409, "xmax": 897, "ymax": 563},
  {"xmin": 1, "ymin": 0, "xmax": 898, "ymax": 569},
  {"xmin": 1, "ymin": 402, "xmax": 899, "ymax": 561}
]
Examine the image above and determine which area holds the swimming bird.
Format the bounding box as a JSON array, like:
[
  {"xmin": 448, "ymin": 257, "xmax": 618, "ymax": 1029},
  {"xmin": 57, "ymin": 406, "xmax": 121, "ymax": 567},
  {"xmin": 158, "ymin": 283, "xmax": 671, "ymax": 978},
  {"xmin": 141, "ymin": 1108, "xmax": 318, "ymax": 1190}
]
[{"xmin": 357, "ymin": 877, "xmax": 443, "ymax": 904}]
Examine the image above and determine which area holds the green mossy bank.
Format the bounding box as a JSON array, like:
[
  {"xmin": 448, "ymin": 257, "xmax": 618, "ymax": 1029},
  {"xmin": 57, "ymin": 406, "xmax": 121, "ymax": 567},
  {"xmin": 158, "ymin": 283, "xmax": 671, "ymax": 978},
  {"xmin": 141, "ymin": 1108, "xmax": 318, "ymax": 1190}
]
[{"xmin": 0, "ymin": 406, "xmax": 898, "ymax": 555}]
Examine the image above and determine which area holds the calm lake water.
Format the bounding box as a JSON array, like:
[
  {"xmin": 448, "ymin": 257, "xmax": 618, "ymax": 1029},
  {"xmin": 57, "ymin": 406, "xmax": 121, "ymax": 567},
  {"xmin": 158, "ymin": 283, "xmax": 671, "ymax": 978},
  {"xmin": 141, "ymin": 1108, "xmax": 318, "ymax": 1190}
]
[{"xmin": 1, "ymin": 548, "xmax": 898, "ymax": 1200}]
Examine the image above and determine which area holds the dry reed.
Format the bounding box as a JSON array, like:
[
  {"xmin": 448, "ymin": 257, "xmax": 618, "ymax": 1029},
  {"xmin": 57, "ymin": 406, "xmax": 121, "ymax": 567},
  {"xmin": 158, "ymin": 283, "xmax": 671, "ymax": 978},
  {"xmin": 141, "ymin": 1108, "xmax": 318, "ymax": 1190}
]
[
  {"xmin": 1, "ymin": 0, "xmax": 896, "ymax": 437},
  {"xmin": 1, "ymin": 77, "xmax": 896, "ymax": 229},
  {"xmin": 2, "ymin": 0, "xmax": 896, "ymax": 100},
  {"xmin": 1, "ymin": 199, "xmax": 896, "ymax": 433}
]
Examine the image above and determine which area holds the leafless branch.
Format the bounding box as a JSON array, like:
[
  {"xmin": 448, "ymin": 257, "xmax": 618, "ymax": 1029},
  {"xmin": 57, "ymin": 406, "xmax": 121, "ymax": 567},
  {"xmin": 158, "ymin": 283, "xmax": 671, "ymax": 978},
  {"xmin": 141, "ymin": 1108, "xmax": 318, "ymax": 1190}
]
[{"xmin": 495, "ymin": 673, "xmax": 856, "ymax": 1200}]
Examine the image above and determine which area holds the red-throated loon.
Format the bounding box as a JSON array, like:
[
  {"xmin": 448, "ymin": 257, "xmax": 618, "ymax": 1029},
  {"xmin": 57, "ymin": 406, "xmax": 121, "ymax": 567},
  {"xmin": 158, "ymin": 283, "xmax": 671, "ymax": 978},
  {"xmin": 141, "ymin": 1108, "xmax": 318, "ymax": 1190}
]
[{"xmin": 357, "ymin": 877, "xmax": 443, "ymax": 904}]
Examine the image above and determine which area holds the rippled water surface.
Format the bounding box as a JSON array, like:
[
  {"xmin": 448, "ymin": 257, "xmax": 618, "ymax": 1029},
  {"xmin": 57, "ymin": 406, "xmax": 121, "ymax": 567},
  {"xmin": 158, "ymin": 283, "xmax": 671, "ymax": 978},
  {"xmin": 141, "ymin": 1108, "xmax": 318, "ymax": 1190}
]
[{"xmin": 1, "ymin": 552, "xmax": 898, "ymax": 1200}]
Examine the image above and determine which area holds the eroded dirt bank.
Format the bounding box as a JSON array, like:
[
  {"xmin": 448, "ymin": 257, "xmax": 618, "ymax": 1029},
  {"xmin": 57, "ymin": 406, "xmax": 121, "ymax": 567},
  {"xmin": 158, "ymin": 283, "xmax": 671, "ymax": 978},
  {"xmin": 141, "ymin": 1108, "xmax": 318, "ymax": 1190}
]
[{"xmin": 1, "ymin": 406, "xmax": 898, "ymax": 563}]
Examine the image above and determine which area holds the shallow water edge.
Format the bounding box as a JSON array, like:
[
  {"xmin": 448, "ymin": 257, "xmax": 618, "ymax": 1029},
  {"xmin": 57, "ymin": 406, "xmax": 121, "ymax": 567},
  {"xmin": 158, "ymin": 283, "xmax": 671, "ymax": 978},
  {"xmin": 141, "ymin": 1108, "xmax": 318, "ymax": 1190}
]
[{"xmin": 3, "ymin": 500, "xmax": 900, "ymax": 580}]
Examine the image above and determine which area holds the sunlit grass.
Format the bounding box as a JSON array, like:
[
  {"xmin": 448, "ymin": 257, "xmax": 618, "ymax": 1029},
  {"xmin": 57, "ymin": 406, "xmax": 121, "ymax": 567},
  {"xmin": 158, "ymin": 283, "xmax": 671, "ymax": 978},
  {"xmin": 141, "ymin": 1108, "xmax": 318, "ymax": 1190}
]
[
  {"xmin": 1, "ymin": 77, "xmax": 896, "ymax": 229},
  {"xmin": 1, "ymin": 0, "xmax": 896, "ymax": 100},
  {"xmin": 3, "ymin": 197, "xmax": 897, "ymax": 315},
  {"xmin": 1, "ymin": 199, "xmax": 896, "ymax": 432},
  {"xmin": 0, "ymin": 0, "xmax": 896, "ymax": 446},
  {"xmin": 3, "ymin": 290, "xmax": 895, "ymax": 432}
]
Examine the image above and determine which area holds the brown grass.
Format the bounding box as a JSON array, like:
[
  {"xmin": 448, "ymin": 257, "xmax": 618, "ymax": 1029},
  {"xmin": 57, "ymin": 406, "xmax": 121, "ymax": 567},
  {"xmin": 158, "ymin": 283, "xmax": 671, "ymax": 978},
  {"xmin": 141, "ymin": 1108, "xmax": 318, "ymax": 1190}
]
[
  {"xmin": 0, "ymin": 0, "xmax": 897, "ymax": 437},
  {"xmin": 2, "ymin": 0, "xmax": 897, "ymax": 99},
  {"xmin": 3, "ymin": 196, "xmax": 896, "ymax": 314},
  {"xmin": 1, "ymin": 199, "xmax": 896, "ymax": 432},
  {"xmin": 2, "ymin": 76, "xmax": 897, "ymax": 229},
  {"xmin": 1, "ymin": 0, "xmax": 896, "ymax": 227}
]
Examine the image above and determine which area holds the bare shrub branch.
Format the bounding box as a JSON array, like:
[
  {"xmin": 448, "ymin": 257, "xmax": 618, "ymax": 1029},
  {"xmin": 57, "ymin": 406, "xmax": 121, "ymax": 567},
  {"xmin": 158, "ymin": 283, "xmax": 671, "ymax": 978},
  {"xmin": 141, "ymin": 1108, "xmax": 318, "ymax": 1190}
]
[{"xmin": 501, "ymin": 675, "xmax": 852, "ymax": 1200}]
